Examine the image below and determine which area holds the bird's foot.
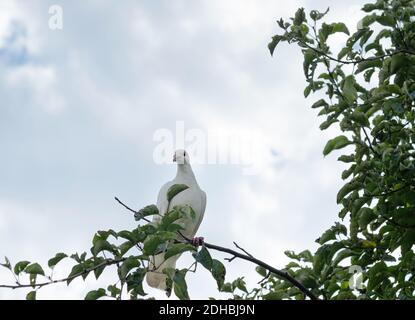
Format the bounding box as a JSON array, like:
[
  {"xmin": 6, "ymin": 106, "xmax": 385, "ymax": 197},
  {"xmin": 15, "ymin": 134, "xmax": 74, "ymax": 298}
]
[{"xmin": 191, "ymin": 237, "xmax": 204, "ymax": 247}]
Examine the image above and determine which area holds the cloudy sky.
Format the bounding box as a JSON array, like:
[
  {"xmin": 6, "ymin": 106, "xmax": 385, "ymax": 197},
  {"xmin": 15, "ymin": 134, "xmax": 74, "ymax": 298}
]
[{"xmin": 0, "ymin": 0, "xmax": 366, "ymax": 299}]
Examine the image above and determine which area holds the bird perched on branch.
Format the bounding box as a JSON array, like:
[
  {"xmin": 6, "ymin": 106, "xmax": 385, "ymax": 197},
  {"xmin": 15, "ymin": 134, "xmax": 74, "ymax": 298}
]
[{"xmin": 146, "ymin": 149, "xmax": 206, "ymax": 290}]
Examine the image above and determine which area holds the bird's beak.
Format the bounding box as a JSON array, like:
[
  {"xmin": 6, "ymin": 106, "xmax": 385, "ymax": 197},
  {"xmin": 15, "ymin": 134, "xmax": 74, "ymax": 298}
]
[{"xmin": 173, "ymin": 154, "xmax": 176, "ymax": 162}]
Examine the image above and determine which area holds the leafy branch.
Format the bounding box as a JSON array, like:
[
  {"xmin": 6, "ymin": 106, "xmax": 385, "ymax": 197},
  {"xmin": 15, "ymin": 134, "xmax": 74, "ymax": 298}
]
[
  {"xmin": 267, "ymin": 1, "xmax": 415, "ymax": 300},
  {"xmin": 116, "ymin": 197, "xmax": 319, "ymax": 300},
  {"xmin": 0, "ymin": 193, "xmax": 319, "ymax": 300}
]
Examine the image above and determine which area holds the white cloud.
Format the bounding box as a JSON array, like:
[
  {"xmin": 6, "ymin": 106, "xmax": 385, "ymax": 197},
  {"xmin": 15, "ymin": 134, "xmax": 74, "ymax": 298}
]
[{"xmin": 5, "ymin": 64, "xmax": 65, "ymax": 113}]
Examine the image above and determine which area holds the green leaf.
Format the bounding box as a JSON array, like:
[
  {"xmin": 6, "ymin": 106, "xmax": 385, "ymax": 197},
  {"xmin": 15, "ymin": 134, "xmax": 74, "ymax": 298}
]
[
  {"xmin": 351, "ymin": 110, "xmax": 369, "ymax": 127},
  {"xmin": 356, "ymin": 59, "xmax": 382, "ymax": 73},
  {"xmin": 92, "ymin": 239, "xmax": 113, "ymax": 256},
  {"xmin": 173, "ymin": 269, "xmax": 190, "ymax": 300},
  {"xmin": 362, "ymin": 3, "xmax": 381, "ymax": 12},
  {"xmin": 139, "ymin": 224, "xmax": 157, "ymax": 236},
  {"xmin": 268, "ymin": 35, "xmax": 283, "ymax": 56},
  {"xmin": 143, "ymin": 235, "xmax": 164, "ymax": 256},
  {"xmin": 165, "ymin": 243, "xmax": 196, "ymax": 260},
  {"xmin": 119, "ymin": 241, "xmax": 134, "ymax": 256},
  {"xmin": 166, "ymin": 223, "xmax": 185, "ymax": 232},
  {"xmin": 317, "ymin": 223, "xmax": 347, "ymax": 244},
  {"xmin": 320, "ymin": 118, "xmax": 338, "ymax": 130},
  {"xmin": 367, "ymin": 261, "xmax": 387, "ymax": 291},
  {"xmin": 384, "ymin": 84, "xmax": 401, "ymax": 95},
  {"xmin": 48, "ymin": 253, "xmax": 67, "ymax": 268},
  {"xmin": 211, "ymin": 259, "xmax": 226, "ymax": 290},
  {"xmin": 362, "ymin": 240, "xmax": 377, "ymax": 248},
  {"xmin": 220, "ymin": 282, "xmax": 233, "ymax": 293},
  {"xmin": 26, "ymin": 291, "xmax": 36, "ymax": 300},
  {"xmin": 296, "ymin": 268, "xmax": 318, "ymax": 289},
  {"xmin": 1, "ymin": 257, "xmax": 11, "ymax": 270},
  {"xmin": 107, "ymin": 285, "xmax": 121, "ymax": 298},
  {"xmin": 263, "ymin": 291, "xmax": 286, "ymax": 300},
  {"xmin": 313, "ymin": 243, "xmax": 342, "ymax": 274},
  {"xmin": 167, "ymin": 184, "xmax": 189, "ymax": 202},
  {"xmin": 304, "ymin": 84, "xmax": 312, "ymax": 97},
  {"xmin": 286, "ymin": 261, "xmax": 300, "ymax": 269},
  {"xmin": 93, "ymin": 258, "xmax": 105, "ymax": 279},
  {"xmin": 193, "ymin": 246, "xmax": 213, "ymax": 270},
  {"xmin": 401, "ymin": 229, "xmax": 415, "ymax": 254},
  {"xmin": 333, "ymin": 249, "xmax": 355, "ymax": 266},
  {"xmin": 293, "ymin": 8, "xmax": 306, "ymax": 25},
  {"xmin": 338, "ymin": 155, "xmax": 355, "ymax": 163},
  {"xmin": 232, "ymin": 277, "xmax": 248, "ymax": 293},
  {"xmin": 117, "ymin": 230, "xmax": 135, "ymax": 242},
  {"xmin": 309, "ymin": 8, "xmax": 329, "ymax": 21},
  {"xmin": 323, "ymin": 135, "xmax": 351, "ymax": 156},
  {"xmin": 319, "ymin": 22, "xmax": 349, "ymax": 42},
  {"xmin": 376, "ymin": 14, "xmax": 395, "ymax": 27},
  {"xmin": 390, "ymin": 54, "xmax": 407, "ymax": 74},
  {"xmin": 25, "ymin": 263, "xmax": 45, "ymax": 276},
  {"xmin": 358, "ymin": 207, "xmax": 376, "ymax": 229},
  {"xmin": 338, "ymin": 47, "xmax": 351, "ymax": 60},
  {"xmin": 342, "ymin": 76, "xmax": 358, "ymax": 102},
  {"xmin": 311, "ymin": 99, "xmax": 328, "ymax": 109},
  {"xmin": 337, "ymin": 182, "xmax": 359, "ymax": 203},
  {"xmin": 126, "ymin": 268, "xmax": 147, "ymax": 297},
  {"xmin": 85, "ymin": 288, "xmax": 106, "ymax": 300},
  {"xmin": 160, "ymin": 210, "xmax": 182, "ymax": 230},
  {"xmin": 14, "ymin": 261, "xmax": 30, "ymax": 275},
  {"xmin": 255, "ymin": 266, "xmax": 267, "ymax": 277},
  {"xmin": 332, "ymin": 23, "xmax": 350, "ymax": 35},
  {"xmin": 303, "ymin": 49, "xmax": 316, "ymax": 79},
  {"xmin": 67, "ymin": 264, "xmax": 84, "ymax": 284},
  {"xmin": 134, "ymin": 204, "xmax": 159, "ymax": 221},
  {"xmin": 317, "ymin": 229, "xmax": 336, "ymax": 245},
  {"xmin": 358, "ymin": 14, "xmax": 377, "ymax": 28},
  {"xmin": 119, "ymin": 257, "xmax": 140, "ymax": 280}
]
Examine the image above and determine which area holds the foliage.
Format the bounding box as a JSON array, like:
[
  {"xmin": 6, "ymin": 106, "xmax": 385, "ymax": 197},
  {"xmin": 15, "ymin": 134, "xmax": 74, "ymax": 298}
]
[
  {"xmin": 0, "ymin": 185, "xmax": 240, "ymax": 300},
  {"xmin": 265, "ymin": 0, "xmax": 415, "ymax": 299}
]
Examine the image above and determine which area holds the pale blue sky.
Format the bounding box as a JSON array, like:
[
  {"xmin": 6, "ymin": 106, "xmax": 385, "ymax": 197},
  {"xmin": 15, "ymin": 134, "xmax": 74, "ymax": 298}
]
[{"xmin": 0, "ymin": 0, "xmax": 365, "ymax": 299}]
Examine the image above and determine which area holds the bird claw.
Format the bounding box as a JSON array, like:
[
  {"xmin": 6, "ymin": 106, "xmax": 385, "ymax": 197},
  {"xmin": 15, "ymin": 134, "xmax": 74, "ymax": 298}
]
[{"xmin": 191, "ymin": 237, "xmax": 204, "ymax": 247}]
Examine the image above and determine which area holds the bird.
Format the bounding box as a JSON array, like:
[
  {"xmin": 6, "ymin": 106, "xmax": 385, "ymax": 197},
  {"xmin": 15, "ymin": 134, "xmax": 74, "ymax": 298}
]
[{"xmin": 146, "ymin": 149, "xmax": 206, "ymax": 290}]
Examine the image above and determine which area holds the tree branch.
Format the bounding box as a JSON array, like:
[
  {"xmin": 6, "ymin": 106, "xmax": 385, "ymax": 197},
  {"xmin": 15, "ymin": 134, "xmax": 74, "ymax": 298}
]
[
  {"xmin": 116, "ymin": 199, "xmax": 319, "ymax": 300},
  {"xmin": 302, "ymin": 41, "xmax": 414, "ymax": 65},
  {"xmin": 1, "ymin": 198, "xmax": 320, "ymax": 300},
  {"xmin": 0, "ymin": 257, "xmax": 127, "ymax": 290},
  {"xmin": 203, "ymin": 241, "xmax": 319, "ymax": 300},
  {"xmin": 175, "ymin": 231, "xmax": 318, "ymax": 300}
]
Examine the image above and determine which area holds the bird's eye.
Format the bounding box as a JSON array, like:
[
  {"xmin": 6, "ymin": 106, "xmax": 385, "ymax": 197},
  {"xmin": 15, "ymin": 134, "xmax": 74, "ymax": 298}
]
[{"xmin": 184, "ymin": 151, "xmax": 186, "ymax": 156}]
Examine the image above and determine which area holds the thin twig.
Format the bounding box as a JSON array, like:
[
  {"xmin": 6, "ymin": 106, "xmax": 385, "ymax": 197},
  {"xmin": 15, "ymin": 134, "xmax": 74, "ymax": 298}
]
[
  {"xmin": 224, "ymin": 256, "xmax": 237, "ymax": 262},
  {"xmin": 233, "ymin": 242, "xmax": 254, "ymax": 258},
  {"xmin": 362, "ymin": 127, "xmax": 379, "ymax": 157},
  {"xmin": 0, "ymin": 257, "xmax": 127, "ymax": 290},
  {"xmin": 114, "ymin": 197, "xmax": 151, "ymax": 223},
  {"xmin": 258, "ymin": 271, "xmax": 271, "ymax": 285}
]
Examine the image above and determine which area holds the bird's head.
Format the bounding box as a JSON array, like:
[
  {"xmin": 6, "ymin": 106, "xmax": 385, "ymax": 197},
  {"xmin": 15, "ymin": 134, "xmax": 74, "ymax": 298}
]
[{"xmin": 173, "ymin": 149, "xmax": 190, "ymax": 165}]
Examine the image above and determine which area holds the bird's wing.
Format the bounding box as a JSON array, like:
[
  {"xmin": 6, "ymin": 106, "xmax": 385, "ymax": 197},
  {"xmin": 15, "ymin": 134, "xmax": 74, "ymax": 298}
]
[
  {"xmin": 169, "ymin": 187, "xmax": 206, "ymax": 238},
  {"xmin": 154, "ymin": 181, "xmax": 173, "ymax": 224},
  {"xmin": 193, "ymin": 190, "xmax": 206, "ymax": 234}
]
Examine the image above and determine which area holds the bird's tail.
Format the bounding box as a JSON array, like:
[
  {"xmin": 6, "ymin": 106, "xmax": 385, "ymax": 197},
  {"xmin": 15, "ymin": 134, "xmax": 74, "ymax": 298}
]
[{"xmin": 146, "ymin": 253, "xmax": 179, "ymax": 290}]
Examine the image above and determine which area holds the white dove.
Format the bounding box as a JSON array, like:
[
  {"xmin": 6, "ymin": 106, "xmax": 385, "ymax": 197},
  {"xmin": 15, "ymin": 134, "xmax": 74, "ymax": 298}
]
[{"xmin": 146, "ymin": 149, "xmax": 206, "ymax": 290}]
